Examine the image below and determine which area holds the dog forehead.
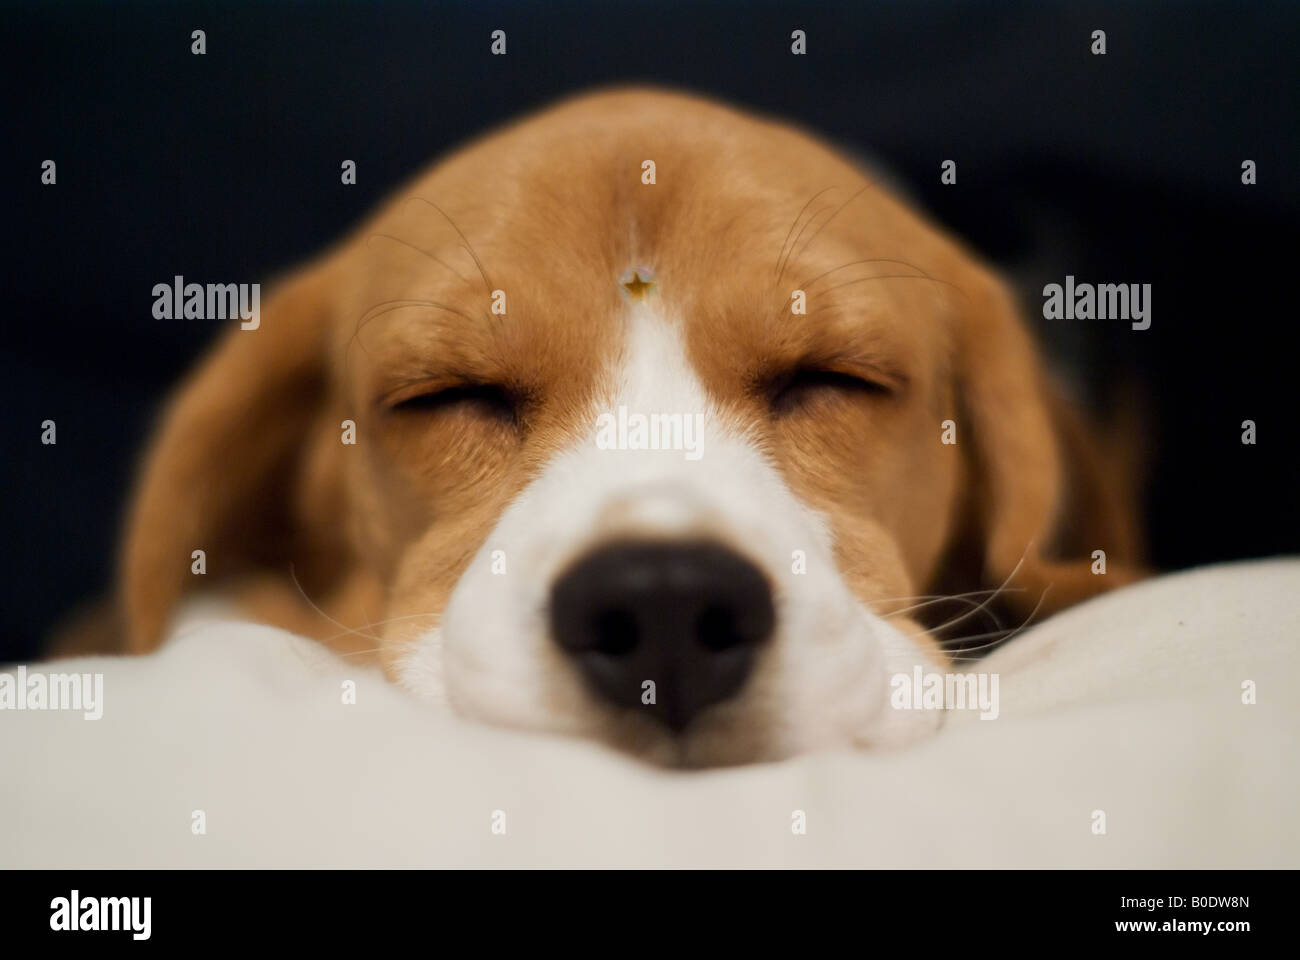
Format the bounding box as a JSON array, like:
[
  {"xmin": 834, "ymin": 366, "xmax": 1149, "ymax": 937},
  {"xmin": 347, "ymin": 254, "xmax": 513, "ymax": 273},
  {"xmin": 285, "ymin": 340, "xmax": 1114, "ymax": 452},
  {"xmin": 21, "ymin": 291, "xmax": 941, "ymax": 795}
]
[
  {"xmin": 332, "ymin": 88, "xmax": 965, "ymax": 393},
  {"xmin": 366, "ymin": 91, "xmax": 874, "ymax": 254}
]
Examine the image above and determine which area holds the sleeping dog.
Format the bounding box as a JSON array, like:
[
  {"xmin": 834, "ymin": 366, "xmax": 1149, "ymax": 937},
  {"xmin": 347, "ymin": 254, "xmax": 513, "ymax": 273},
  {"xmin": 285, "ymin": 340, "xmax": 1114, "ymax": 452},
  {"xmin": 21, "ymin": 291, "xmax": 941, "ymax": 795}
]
[{"xmin": 109, "ymin": 88, "xmax": 1141, "ymax": 765}]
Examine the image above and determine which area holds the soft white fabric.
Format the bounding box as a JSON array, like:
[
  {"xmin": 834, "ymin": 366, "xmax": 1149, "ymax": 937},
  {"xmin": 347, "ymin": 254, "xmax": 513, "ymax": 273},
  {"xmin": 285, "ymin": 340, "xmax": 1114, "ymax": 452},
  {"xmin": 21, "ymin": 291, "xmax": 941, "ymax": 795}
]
[{"xmin": 2, "ymin": 560, "xmax": 1296, "ymax": 868}]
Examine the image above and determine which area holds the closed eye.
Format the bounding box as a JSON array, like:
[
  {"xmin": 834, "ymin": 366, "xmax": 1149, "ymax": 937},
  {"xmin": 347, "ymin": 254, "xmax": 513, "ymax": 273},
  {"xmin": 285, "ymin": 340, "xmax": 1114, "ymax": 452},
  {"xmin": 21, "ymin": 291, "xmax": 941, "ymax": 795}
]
[
  {"xmin": 768, "ymin": 367, "xmax": 893, "ymax": 414},
  {"xmin": 388, "ymin": 382, "xmax": 518, "ymax": 423}
]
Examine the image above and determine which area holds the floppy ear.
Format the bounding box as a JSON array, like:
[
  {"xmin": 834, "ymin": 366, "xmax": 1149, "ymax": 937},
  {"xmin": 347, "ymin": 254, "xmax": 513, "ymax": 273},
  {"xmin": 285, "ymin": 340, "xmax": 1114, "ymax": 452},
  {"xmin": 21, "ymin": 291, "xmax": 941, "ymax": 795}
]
[
  {"xmin": 120, "ymin": 261, "xmax": 348, "ymax": 652},
  {"xmin": 950, "ymin": 272, "xmax": 1144, "ymax": 619}
]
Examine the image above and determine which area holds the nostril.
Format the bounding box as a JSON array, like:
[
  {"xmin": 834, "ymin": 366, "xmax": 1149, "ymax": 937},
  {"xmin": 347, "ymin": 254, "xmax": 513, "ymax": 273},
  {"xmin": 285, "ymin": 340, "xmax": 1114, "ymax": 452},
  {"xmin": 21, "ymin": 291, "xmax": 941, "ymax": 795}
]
[{"xmin": 592, "ymin": 607, "xmax": 638, "ymax": 656}]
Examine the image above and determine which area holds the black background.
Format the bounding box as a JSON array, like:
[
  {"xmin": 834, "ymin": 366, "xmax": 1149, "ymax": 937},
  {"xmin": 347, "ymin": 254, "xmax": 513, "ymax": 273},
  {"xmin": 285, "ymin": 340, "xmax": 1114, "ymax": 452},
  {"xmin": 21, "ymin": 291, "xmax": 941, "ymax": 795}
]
[{"xmin": 2, "ymin": 1, "xmax": 1297, "ymax": 662}]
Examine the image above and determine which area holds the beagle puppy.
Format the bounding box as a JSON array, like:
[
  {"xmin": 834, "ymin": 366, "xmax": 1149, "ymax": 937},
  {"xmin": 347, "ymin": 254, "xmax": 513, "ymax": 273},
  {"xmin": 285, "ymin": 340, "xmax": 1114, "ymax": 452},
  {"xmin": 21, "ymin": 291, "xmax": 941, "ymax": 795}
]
[{"xmin": 111, "ymin": 88, "xmax": 1141, "ymax": 766}]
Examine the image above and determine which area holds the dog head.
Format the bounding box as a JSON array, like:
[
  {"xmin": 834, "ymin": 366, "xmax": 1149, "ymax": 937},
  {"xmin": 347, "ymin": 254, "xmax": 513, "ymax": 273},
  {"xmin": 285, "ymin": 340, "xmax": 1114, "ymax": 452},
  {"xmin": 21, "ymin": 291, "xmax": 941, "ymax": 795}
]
[{"xmin": 119, "ymin": 89, "xmax": 1140, "ymax": 765}]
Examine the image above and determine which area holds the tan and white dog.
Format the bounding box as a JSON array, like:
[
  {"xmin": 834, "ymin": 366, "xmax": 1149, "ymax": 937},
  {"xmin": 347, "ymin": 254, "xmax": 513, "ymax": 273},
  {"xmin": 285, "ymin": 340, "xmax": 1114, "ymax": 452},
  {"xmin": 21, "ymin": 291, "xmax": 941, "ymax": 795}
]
[{"xmin": 108, "ymin": 88, "xmax": 1141, "ymax": 766}]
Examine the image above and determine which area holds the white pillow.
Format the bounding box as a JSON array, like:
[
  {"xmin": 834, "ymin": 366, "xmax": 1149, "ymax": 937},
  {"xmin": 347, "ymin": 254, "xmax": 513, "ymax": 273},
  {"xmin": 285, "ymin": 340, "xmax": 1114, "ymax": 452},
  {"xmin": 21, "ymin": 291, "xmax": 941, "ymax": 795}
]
[{"xmin": 1, "ymin": 559, "xmax": 1296, "ymax": 867}]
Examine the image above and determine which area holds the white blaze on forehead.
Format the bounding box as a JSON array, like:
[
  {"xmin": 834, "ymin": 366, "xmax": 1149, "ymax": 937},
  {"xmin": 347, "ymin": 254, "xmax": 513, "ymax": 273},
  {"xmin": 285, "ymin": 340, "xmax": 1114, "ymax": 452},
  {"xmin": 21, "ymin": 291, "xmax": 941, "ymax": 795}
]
[
  {"xmin": 615, "ymin": 302, "xmax": 712, "ymax": 415},
  {"xmin": 582, "ymin": 302, "xmax": 791, "ymax": 547}
]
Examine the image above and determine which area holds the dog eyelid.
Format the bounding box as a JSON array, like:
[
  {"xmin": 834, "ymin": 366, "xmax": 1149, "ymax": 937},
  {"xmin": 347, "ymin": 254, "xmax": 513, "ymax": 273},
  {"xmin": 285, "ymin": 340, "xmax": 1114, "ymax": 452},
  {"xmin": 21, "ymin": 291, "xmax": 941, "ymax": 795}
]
[
  {"xmin": 767, "ymin": 363, "xmax": 902, "ymax": 410},
  {"xmin": 383, "ymin": 381, "xmax": 518, "ymax": 419},
  {"xmin": 378, "ymin": 378, "xmax": 453, "ymax": 409}
]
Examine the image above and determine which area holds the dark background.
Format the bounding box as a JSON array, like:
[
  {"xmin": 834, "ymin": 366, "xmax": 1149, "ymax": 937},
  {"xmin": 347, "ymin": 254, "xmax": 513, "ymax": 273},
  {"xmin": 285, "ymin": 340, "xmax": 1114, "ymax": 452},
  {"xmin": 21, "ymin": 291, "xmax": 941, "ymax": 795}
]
[{"xmin": 2, "ymin": 0, "xmax": 1297, "ymax": 662}]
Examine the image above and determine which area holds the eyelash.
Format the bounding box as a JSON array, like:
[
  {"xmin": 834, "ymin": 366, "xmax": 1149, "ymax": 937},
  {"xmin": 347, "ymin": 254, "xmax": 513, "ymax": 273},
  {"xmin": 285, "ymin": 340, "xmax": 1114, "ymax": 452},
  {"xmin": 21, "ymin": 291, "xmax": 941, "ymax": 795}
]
[
  {"xmin": 389, "ymin": 383, "xmax": 518, "ymax": 422},
  {"xmin": 768, "ymin": 367, "xmax": 893, "ymax": 413}
]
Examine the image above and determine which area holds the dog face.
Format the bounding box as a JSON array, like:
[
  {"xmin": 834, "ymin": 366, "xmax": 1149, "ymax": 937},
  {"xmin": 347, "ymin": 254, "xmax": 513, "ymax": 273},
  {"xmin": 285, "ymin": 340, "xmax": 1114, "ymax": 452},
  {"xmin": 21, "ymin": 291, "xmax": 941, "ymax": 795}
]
[{"xmin": 120, "ymin": 89, "xmax": 1139, "ymax": 765}]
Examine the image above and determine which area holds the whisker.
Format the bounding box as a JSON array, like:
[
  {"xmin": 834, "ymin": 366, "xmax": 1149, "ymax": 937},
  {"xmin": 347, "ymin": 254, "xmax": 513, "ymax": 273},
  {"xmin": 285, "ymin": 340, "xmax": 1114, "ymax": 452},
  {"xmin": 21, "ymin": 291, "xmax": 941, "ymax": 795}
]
[
  {"xmin": 774, "ymin": 186, "xmax": 837, "ymax": 281},
  {"xmin": 318, "ymin": 612, "xmax": 443, "ymax": 648},
  {"xmin": 367, "ymin": 233, "xmax": 472, "ymax": 286},
  {"xmin": 939, "ymin": 631, "xmax": 1019, "ymax": 654},
  {"xmin": 406, "ymin": 196, "xmax": 494, "ymax": 292},
  {"xmin": 356, "ymin": 298, "xmax": 479, "ymax": 329},
  {"xmin": 873, "ymin": 586, "xmax": 1016, "ymax": 606},
  {"xmin": 929, "ymin": 552, "xmax": 1028, "ymax": 637},
  {"xmin": 777, "ymin": 200, "xmax": 836, "ymax": 285},
  {"xmin": 797, "ymin": 257, "xmax": 932, "ymax": 291},
  {"xmin": 820, "ymin": 273, "xmax": 966, "ymax": 299},
  {"xmin": 346, "ymin": 296, "xmax": 488, "ymax": 375},
  {"xmin": 779, "ymin": 179, "xmax": 875, "ymax": 284},
  {"xmin": 872, "ymin": 587, "xmax": 1026, "ymax": 608},
  {"xmin": 937, "ymin": 583, "xmax": 1053, "ymax": 658},
  {"xmin": 878, "ymin": 594, "xmax": 1002, "ymax": 630},
  {"xmin": 288, "ymin": 564, "xmax": 382, "ymax": 644}
]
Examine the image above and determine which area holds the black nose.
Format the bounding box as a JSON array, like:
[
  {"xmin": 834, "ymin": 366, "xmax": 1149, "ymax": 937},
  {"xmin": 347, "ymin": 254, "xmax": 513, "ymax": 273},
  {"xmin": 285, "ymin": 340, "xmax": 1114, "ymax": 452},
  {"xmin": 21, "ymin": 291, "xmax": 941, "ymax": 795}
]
[{"xmin": 549, "ymin": 540, "xmax": 775, "ymax": 732}]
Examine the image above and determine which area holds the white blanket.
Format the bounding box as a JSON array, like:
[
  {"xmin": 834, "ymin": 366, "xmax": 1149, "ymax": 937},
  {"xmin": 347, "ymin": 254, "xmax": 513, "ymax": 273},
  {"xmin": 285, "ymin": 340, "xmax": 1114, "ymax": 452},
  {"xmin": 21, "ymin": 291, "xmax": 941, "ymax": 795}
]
[{"xmin": 3, "ymin": 559, "xmax": 1297, "ymax": 868}]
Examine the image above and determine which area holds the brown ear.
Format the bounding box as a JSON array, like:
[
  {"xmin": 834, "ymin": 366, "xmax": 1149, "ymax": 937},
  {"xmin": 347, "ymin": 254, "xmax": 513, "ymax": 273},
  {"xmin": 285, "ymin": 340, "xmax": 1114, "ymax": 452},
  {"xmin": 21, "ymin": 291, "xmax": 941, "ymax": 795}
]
[
  {"xmin": 120, "ymin": 261, "xmax": 346, "ymax": 652},
  {"xmin": 950, "ymin": 272, "xmax": 1144, "ymax": 621}
]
